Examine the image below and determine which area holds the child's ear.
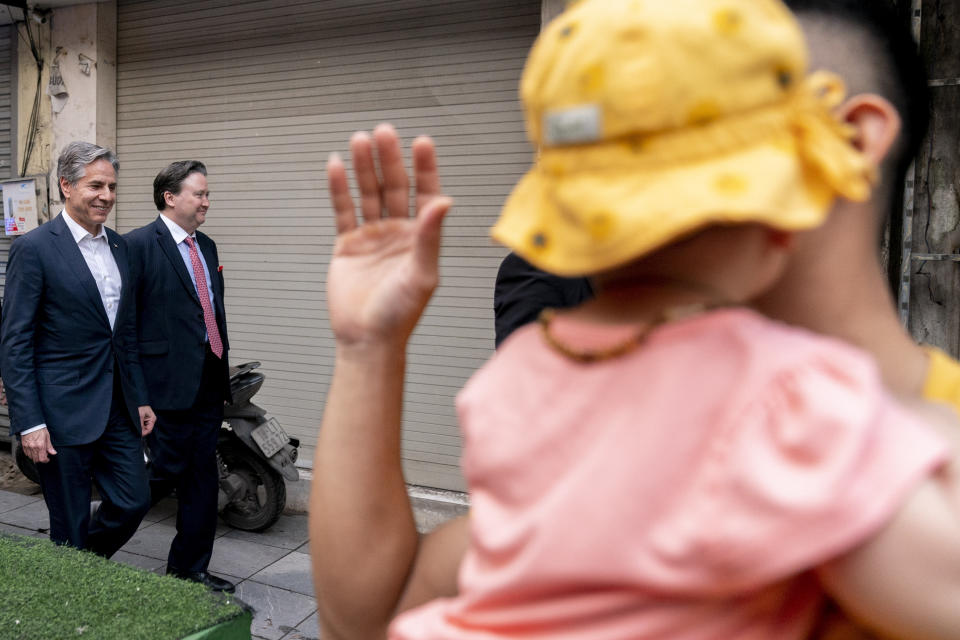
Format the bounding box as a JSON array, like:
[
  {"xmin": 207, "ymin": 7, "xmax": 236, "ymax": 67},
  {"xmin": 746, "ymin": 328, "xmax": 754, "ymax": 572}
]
[
  {"xmin": 836, "ymin": 93, "xmax": 902, "ymax": 166},
  {"xmin": 767, "ymin": 229, "xmax": 794, "ymax": 250}
]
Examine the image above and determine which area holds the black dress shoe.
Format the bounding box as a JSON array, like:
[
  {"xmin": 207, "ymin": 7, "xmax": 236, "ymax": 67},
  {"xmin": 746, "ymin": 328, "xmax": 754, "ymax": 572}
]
[{"xmin": 167, "ymin": 569, "xmax": 236, "ymax": 593}]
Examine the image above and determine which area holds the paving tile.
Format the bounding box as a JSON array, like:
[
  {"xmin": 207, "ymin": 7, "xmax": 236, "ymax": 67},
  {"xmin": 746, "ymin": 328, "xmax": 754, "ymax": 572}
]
[
  {"xmin": 294, "ymin": 541, "xmax": 309, "ymax": 554},
  {"xmin": 119, "ymin": 521, "xmax": 177, "ymax": 560},
  {"xmin": 0, "ymin": 499, "xmax": 50, "ymax": 532},
  {"xmin": 235, "ymin": 581, "xmax": 317, "ymax": 640},
  {"xmin": 223, "ymin": 514, "xmax": 309, "ymax": 550},
  {"xmin": 250, "ymin": 551, "xmax": 313, "ymax": 597},
  {"xmin": 111, "ymin": 549, "xmax": 168, "ymax": 574},
  {"xmin": 207, "ymin": 536, "xmax": 290, "ymax": 579},
  {"xmin": 146, "ymin": 512, "xmax": 232, "ymax": 538},
  {"xmin": 0, "ymin": 521, "xmax": 45, "ymax": 539},
  {"xmin": 141, "ymin": 497, "xmax": 179, "ymax": 522},
  {"xmin": 0, "ymin": 491, "xmax": 42, "ymax": 515},
  {"xmin": 279, "ymin": 612, "xmax": 319, "ymax": 640}
]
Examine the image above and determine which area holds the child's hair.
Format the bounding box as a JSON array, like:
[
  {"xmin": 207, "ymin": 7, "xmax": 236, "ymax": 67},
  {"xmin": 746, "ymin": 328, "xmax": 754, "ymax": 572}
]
[{"xmin": 786, "ymin": 0, "xmax": 929, "ymax": 172}]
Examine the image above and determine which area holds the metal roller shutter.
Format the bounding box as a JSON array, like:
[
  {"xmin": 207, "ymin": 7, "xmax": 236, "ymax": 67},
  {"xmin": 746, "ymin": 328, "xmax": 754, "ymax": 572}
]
[{"xmin": 116, "ymin": 0, "xmax": 538, "ymax": 490}]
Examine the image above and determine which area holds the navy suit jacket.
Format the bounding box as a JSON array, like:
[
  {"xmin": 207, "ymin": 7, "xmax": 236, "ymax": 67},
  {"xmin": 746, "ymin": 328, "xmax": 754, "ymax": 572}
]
[
  {"xmin": 1, "ymin": 213, "xmax": 148, "ymax": 444},
  {"xmin": 493, "ymin": 252, "xmax": 593, "ymax": 348},
  {"xmin": 124, "ymin": 216, "xmax": 230, "ymax": 411}
]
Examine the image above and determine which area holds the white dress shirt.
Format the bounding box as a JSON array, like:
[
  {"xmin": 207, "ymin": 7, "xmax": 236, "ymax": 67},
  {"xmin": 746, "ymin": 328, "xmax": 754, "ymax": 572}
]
[
  {"xmin": 62, "ymin": 210, "xmax": 123, "ymax": 329},
  {"xmin": 22, "ymin": 211, "xmax": 123, "ymax": 436}
]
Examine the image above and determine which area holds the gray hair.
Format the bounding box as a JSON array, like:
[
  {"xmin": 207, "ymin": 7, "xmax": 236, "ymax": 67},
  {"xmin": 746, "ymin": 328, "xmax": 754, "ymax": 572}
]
[{"xmin": 57, "ymin": 141, "xmax": 119, "ymax": 200}]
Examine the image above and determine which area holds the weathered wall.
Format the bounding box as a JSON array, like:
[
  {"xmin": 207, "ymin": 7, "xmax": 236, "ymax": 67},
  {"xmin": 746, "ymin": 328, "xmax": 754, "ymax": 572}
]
[
  {"xmin": 13, "ymin": 1, "xmax": 116, "ymax": 221},
  {"xmin": 906, "ymin": 0, "xmax": 960, "ymax": 353},
  {"xmin": 47, "ymin": 1, "xmax": 117, "ymax": 222},
  {"xmin": 15, "ymin": 16, "xmax": 53, "ymax": 183}
]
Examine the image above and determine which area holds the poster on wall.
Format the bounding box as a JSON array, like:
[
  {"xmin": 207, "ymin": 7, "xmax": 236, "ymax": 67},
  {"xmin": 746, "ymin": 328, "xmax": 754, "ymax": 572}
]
[{"xmin": 2, "ymin": 179, "xmax": 40, "ymax": 236}]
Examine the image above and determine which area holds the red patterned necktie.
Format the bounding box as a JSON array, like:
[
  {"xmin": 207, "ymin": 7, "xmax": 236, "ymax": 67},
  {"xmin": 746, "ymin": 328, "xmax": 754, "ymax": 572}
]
[{"xmin": 184, "ymin": 236, "xmax": 223, "ymax": 359}]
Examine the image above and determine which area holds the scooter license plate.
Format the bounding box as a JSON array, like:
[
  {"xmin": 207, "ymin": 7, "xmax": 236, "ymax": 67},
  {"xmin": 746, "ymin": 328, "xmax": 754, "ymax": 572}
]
[{"xmin": 251, "ymin": 417, "xmax": 289, "ymax": 458}]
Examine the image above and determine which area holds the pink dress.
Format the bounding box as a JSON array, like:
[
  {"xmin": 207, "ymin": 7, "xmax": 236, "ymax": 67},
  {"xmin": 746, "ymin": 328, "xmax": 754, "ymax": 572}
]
[{"xmin": 390, "ymin": 308, "xmax": 947, "ymax": 639}]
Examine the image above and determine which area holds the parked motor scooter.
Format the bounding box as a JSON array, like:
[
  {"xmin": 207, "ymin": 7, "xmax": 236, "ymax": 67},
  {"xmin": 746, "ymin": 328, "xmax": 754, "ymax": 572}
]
[
  {"xmin": 218, "ymin": 361, "xmax": 299, "ymax": 531},
  {"xmin": 14, "ymin": 361, "xmax": 298, "ymax": 533}
]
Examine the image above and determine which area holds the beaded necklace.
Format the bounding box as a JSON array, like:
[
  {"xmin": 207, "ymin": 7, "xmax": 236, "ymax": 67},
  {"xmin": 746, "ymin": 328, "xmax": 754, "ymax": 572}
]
[{"xmin": 538, "ymin": 302, "xmax": 725, "ymax": 363}]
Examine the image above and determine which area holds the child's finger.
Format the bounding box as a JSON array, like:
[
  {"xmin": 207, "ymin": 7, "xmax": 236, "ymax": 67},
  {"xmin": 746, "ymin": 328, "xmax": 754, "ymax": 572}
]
[
  {"xmin": 374, "ymin": 124, "xmax": 411, "ymax": 219},
  {"xmin": 413, "ymin": 136, "xmax": 442, "ymax": 215},
  {"xmin": 414, "ymin": 196, "xmax": 452, "ymax": 276},
  {"xmin": 350, "ymin": 131, "xmax": 382, "ymax": 222},
  {"xmin": 326, "ymin": 153, "xmax": 357, "ymax": 235}
]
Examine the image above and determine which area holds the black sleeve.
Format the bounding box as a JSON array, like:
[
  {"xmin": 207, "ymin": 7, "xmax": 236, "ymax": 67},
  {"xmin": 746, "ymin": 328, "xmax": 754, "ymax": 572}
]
[{"xmin": 493, "ymin": 252, "xmax": 593, "ymax": 348}]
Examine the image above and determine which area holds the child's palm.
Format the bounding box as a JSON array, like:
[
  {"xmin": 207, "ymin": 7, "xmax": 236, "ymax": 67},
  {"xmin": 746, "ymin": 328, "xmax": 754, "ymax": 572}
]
[
  {"xmin": 325, "ymin": 124, "xmax": 450, "ymax": 347},
  {"xmin": 327, "ymin": 218, "xmax": 437, "ymax": 345}
]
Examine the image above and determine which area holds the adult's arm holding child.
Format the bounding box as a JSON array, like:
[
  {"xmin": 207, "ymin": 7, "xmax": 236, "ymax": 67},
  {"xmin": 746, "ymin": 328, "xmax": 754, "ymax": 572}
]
[
  {"xmin": 309, "ymin": 123, "xmax": 465, "ymax": 640},
  {"xmin": 817, "ymin": 399, "xmax": 960, "ymax": 640}
]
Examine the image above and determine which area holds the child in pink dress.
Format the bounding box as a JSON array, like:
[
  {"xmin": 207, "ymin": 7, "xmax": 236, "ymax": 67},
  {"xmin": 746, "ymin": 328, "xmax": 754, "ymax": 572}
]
[{"xmin": 310, "ymin": 1, "xmax": 960, "ymax": 638}]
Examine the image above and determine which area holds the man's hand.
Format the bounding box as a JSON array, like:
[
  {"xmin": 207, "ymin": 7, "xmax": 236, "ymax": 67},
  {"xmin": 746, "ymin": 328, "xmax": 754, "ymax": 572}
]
[
  {"xmin": 138, "ymin": 405, "xmax": 156, "ymax": 437},
  {"xmin": 326, "ymin": 123, "xmax": 452, "ymax": 351},
  {"xmin": 0, "ymin": 378, "xmax": 6, "ymax": 407},
  {"xmin": 21, "ymin": 428, "xmax": 56, "ymax": 463}
]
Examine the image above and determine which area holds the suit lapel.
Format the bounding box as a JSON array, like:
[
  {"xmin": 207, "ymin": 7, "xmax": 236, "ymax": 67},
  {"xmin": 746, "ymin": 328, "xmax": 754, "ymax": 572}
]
[
  {"xmin": 154, "ymin": 217, "xmax": 202, "ymax": 307},
  {"xmin": 108, "ymin": 228, "xmax": 127, "ymax": 285},
  {"xmin": 108, "ymin": 228, "xmax": 130, "ymax": 334},
  {"xmin": 49, "ymin": 214, "xmax": 112, "ymax": 330}
]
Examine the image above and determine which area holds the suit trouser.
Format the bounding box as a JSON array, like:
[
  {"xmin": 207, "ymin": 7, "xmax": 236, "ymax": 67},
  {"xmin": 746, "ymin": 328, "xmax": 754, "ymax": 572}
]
[
  {"xmin": 35, "ymin": 370, "xmax": 151, "ymax": 558},
  {"xmin": 148, "ymin": 346, "xmax": 225, "ymax": 574}
]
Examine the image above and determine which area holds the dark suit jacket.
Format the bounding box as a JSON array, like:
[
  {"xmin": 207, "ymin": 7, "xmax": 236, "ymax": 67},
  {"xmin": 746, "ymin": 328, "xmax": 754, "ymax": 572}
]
[
  {"xmin": 0, "ymin": 213, "xmax": 148, "ymax": 444},
  {"xmin": 124, "ymin": 216, "xmax": 230, "ymax": 410},
  {"xmin": 494, "ymin": 252, "xmax": 594, "ymax": 348}
]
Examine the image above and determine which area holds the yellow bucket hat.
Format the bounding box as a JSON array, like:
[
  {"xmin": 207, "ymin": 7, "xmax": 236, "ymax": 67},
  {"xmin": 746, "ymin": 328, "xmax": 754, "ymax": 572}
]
[{"xmin": 491, "ymin": 0, "xmax": 874, "ymax": 276}]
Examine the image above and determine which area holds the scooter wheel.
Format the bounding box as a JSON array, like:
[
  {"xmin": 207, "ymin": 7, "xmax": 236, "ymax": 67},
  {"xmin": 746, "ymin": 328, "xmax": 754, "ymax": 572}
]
[
  {"xmin": 14, "ymin": 440, "xmax": 41, "ymax": 485},
  {"xmin": 218, "ymin": 441, "xmax": 286, "ymax": 532}
]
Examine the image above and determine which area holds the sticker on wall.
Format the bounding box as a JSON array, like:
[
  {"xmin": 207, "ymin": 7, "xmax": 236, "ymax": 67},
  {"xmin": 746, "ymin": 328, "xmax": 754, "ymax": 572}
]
[{"xmin": 3, "ymin": 180, "xmax": 40, "ymax": 236}]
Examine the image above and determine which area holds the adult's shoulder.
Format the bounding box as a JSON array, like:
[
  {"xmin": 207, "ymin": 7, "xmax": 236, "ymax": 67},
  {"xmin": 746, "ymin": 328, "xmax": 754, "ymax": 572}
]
[
  {"xmin": 195, "ymin": 228, "xmax": 217, "ymax": 246},
  {"xmin": 27, "ymin": 215, "xmax": 64, "ymax": 239},
  {"xmin": 105, "ymin": 225, "xmax": 127, "ymax": 244},
  {"xmin": 496, "ymin": 252, "xmax": 549, "ymax": 285},
  {"xmin": 8, "ymin": 217, "xmax": 57, "ymax": 253},
  {"xmin": 122, "ymin": 216, "xmax": 162, "ymax": 242}
]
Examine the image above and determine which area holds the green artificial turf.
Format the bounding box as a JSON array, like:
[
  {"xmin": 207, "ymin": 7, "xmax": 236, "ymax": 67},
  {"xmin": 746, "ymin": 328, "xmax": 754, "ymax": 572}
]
[{"xmin": 0, "ymin": 533, "xmax": 250, "ymax": 640}]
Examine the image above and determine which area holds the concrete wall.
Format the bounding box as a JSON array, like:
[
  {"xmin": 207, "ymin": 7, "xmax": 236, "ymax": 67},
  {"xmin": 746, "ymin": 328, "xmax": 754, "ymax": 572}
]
[
  {"xmin": 15, "ymin": 17, "xmax": 53, "ymax": 186},
  {"xmin": 14, "ymin": 1, "xmax": 116, "ymax": 222}
]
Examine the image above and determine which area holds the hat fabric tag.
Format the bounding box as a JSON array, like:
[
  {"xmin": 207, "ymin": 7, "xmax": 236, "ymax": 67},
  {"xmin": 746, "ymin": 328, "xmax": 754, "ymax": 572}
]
[{"xmin": 544, "ymin": 105, "xmax": 602, "ymax": 146}]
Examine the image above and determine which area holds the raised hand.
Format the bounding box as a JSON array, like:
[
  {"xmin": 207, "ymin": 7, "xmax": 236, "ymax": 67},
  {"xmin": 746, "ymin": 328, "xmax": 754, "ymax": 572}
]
[{"xmin": 326, "ymin": 123, "xmax": 452, "ymax": 349}]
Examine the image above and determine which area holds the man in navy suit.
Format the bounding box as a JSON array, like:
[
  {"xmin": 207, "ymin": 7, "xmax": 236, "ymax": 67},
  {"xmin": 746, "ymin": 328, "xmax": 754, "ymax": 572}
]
[
  {"xmin": 1, "ymin": 141, "xmax": 156, "ymax": 556},
  {"xmin": 125, "ymin": 160, "xmax": 234, "ymax": 592}
]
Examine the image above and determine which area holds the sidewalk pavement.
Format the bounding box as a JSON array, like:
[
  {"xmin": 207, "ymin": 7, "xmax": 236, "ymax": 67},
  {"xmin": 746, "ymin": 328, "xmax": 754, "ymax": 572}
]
[{"xmin": 0, "ymin": 486, "xmax": 319, "ymax": 640}]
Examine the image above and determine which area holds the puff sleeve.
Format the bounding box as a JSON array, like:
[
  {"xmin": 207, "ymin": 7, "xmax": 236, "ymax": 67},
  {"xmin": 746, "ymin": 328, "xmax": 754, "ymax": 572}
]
[{"xmin": 645, "ymin": 352, "xmax": 949, "ymax": 594}]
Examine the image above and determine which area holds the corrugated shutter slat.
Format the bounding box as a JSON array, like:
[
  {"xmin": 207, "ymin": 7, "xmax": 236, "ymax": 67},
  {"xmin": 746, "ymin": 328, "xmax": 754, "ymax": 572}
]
[{"xmin": 117, "ymin": 0, "xmax": 537, "ymax": 491}]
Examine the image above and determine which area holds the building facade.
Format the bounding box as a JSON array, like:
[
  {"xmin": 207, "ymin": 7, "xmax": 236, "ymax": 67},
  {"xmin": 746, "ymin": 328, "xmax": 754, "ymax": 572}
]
[{"xmin": 1, "ymin": 0, "xmax": 958, "ymax": 494}]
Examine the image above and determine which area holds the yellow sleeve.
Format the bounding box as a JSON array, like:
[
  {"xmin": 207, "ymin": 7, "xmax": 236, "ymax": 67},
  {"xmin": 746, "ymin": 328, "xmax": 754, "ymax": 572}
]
[{"xmin": 921, "ymin": 346, "xmax": 960, "ymax": 416}]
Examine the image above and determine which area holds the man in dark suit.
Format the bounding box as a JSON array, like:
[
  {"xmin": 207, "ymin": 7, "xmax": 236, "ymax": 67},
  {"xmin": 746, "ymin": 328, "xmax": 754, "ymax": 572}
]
[
  {"xmin": 1, "ymin": 141, "xmax": 155, "ymax": 556},
  {"xmin": 125, "ymin": 160, "xmax": 234, "ymax": 592},
  {"xmin": 494, "ymin": 252, "xmax": 593, "ymax": 347}
]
